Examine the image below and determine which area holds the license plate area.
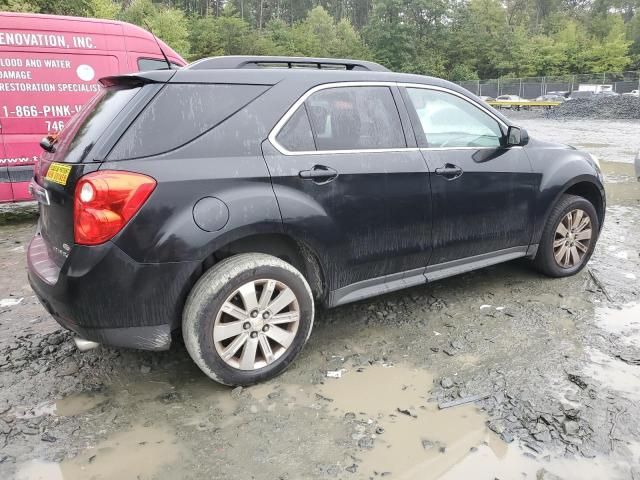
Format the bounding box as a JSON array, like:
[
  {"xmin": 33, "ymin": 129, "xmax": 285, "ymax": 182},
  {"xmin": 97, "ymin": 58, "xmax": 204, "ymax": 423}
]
[{"xmin": 45, "ymin": 162, "xmax": 72, "ymax": 186}]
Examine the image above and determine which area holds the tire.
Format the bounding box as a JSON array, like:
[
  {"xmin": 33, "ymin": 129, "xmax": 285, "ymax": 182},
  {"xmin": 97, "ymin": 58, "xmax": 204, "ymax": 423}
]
[
  {"xmin": 533, "ymin": 194, "xmax": 599, "ymax": 277},
  {"xmin": 183, "ymin": 253, "xmax": 314, "ymax": 386}
]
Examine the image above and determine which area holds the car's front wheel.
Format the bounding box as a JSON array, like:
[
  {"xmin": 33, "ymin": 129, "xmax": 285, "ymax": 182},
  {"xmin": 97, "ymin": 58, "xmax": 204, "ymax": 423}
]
[
  {"xmin": 533, "ymin": 194, "xmax": 599, "ymax": 277},
  {"xmin": 183, "ymin": 253, "xmax": 314, "ymax": 386}
]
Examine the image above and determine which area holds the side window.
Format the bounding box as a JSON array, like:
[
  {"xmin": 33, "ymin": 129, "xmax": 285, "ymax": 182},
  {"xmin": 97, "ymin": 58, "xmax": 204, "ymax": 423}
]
[
  {"xmin": 137, "ymin": 58, "xmax": 181, "ymax": 71},
  {"xmin": 109, "ymin": 84, "xmax": 268, "ymax": 160},
  {"xmin": 406, "ymin": 88, "xmax": 503, "ymax": 148},
  {"xmin": 305, "ymin": 86, "xmax": 406, "ymax": 151},
  {"xmin": 276, "ymin": 106, "xmax": 315, "ymax": 152}
]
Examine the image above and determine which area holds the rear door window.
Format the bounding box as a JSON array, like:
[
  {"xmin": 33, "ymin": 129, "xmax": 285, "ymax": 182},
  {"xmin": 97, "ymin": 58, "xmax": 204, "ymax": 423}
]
[
  {"xmin": 304, "ymin": 86, "xmax": 406, "ymax": 151},
  {"xmin": 275, "ymin": 106, "xmax": 315, "ymax": 152},
  {"xmin": 109, "ymin": 84, "xmax": 269, "ymax": 160}
]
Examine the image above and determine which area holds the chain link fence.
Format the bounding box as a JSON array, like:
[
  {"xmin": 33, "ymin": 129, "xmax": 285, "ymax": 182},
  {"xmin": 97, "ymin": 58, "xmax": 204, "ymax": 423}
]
[{"xmin": 457, "ymin": 71, "xmax": 640, "ymax": 99}]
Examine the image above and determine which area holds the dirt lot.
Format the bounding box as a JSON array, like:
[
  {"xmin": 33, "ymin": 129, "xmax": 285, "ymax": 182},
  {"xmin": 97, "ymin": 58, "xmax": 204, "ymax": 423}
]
[{"xmin": 1, "ymin": 112, "xmax": 639, "ymax": 480}]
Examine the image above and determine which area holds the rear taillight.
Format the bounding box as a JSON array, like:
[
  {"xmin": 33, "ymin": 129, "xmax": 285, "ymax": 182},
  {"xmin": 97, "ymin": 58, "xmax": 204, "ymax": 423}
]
[{"xmin": 74, "ymin": 171, "xmax": 156, "ymax": 245}]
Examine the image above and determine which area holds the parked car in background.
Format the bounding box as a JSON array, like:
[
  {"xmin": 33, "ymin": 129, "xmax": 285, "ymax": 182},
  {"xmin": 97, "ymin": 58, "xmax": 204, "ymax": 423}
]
[
  {"xmin": 494, "ymin": 94, "xmax": 530, "ymax": 109},
  {"xmin": 623, "ymin": 90, "xmax": 639, "ymax": 97},
  {"xmin": 495, "ymin": 95, "xmax": 528, "ymax": 102},
  {"xmin": 0, "ymin": 12, "xmax": 186, "ymax": 203},
  {"xmin": 28, "ymin": 56, "xmax": 606, "ymax": 386},
  {"xmin": 547, "ymin": 90, "xmax": 570, "ymax": 98},
  {"xmin": 535, "ymin": 94, "xmax": 566, "ymax": 102},
  {"xmin": 479, "ymin": 95, "xmax": 495, "ymax": 102}
]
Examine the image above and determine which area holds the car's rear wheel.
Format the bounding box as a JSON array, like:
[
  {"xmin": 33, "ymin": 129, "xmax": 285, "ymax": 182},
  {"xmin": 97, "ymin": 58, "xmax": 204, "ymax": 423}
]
[
  {"xmin": 183, "ymin": 253, "xmax": 314, "ymax": 386},
  {"xmin": 533, "ymin": 194, "xmax": 599, "ymax": 277}
]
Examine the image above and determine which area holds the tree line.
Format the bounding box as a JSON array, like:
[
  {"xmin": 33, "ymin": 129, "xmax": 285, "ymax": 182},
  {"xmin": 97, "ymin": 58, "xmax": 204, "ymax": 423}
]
[{"xmin": 2, "ymin": 0, "xmax": 639, "ymax": 80}]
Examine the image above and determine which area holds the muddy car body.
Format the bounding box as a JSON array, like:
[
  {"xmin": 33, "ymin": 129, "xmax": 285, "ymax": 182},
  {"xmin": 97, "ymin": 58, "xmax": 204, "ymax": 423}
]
[{"xmin": 27, "ymin": 56, "xmax": 606, "ymax": 385}]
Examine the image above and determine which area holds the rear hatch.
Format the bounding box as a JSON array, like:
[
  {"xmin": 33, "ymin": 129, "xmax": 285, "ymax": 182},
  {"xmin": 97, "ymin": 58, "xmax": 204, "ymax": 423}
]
[{"xmin": 33, "ymin": 74, "xmax": 169, "ymax": 268}]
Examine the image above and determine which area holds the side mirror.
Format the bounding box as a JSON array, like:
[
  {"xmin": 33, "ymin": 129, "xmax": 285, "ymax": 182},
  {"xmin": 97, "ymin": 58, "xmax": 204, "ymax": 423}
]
[{"xmin": 506, "ymin": 126, "xmax": 528, "ymax": 146}]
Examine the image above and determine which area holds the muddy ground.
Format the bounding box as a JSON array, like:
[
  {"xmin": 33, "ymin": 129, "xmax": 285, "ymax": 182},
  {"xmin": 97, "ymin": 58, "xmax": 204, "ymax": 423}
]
[{"xmin": 1, "ymin": 112, "xmax": 639, "ymax": 480}]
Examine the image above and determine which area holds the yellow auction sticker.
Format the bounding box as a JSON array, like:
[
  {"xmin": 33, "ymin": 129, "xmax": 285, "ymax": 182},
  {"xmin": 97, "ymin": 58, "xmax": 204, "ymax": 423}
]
[{"xmin": 45, "ymin": 163, "xmax": 72, "ymax": 186}]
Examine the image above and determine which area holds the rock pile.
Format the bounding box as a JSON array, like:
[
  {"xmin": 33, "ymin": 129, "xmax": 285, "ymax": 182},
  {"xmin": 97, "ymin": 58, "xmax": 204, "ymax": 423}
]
[{"xmin": 546, "ymin": 96, "xmax": 640, "ymax": 120}]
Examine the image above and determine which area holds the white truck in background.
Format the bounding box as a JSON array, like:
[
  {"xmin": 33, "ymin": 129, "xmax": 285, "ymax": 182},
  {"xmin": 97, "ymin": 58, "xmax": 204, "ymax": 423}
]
[{"xmin": 577, "ymin": 84, "xmax": 614, "ymax": 93}]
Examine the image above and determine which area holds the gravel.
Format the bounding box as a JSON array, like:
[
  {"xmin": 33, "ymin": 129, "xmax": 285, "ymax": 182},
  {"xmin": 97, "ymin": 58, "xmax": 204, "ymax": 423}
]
[
  {"xmin": 545, "ymin": 96, "xmax": 640, "ymax": 120},
  {"xmin": 1, "ymin": 169, "xmax": 640, "ymax": 478}
]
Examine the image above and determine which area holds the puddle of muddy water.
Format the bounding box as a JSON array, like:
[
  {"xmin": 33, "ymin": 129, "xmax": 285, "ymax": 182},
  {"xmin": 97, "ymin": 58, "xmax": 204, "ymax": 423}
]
[
  {"xmin": 440, "ymin": 442, "xmax": 638, "ymax": 480},
  {"xmin": 249, "ymin": 365, "xmax": 496, "ymax": 479},
  {"xmin": 319, "ymin": 365, "xmax": 496, "ymax": 480},
  {"xmin": 56, "ymin": 392, "xmax": 108, "ymax": 417},
  {"xmin": 595, "ymin": 303, "xmax": 640, "ymax": 348},
  {"xmin": 16, "ymin": 424, "xmax": 181, "ymax": 480},
  {"xmin": 14, "ymin": 392, "xmax": 108, "ymax": 419},
  {"xmin": 249, "ymin": 364, "xmax": 640, "ymax": 479},
  {"xmin": 584, "ymin": 347, "xmax": 640, "ymax": 401}
]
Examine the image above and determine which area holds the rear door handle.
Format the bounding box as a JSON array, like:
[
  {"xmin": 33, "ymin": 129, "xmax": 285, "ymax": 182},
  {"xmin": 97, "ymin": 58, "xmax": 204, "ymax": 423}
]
[
  {"xmin": 435, "ymin": 163, "xmax": 463, "ymax": 180},
  {"xmin": 299, "ymin": 165, "xmax": 338, "ymax": 183}
]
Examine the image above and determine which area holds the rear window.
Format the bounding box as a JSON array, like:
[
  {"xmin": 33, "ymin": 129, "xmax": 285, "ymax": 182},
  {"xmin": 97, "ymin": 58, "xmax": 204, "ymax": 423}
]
[
  {"xmin": 108, "ymin": 84, "xmax": 269, "ymax": 160},
  {"xmin": 52, "ymin": 86, "xmax": 140, "ymax": 163},
  {"xmin": 137, "ymin": 58, "xmax": 182, "ymax": 71}
]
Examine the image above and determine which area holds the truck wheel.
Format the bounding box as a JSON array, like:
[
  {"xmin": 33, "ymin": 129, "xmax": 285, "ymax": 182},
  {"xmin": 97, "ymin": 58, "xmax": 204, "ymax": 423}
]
[
  {"xmin": 533, "ymin": 194, "xmax": 599, "ymax": 277},
  {"xmin": 183, "ymin": 253, "xmax": 314, "ymax": 386}
]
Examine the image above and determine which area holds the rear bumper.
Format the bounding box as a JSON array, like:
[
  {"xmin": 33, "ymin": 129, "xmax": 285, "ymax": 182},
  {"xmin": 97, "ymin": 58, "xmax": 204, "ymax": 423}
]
[{"xmin": 28, "ymin": 233, "xmax": 199, "ymax": 351}]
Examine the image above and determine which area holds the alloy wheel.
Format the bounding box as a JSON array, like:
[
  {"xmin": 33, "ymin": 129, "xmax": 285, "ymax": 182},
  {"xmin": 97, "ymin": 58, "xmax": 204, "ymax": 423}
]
[
  {"xmin": 553, "ymin": 208, "xmax": 592, "ymax": 268},
  {"xmin": 213, "ymin": 279, "xmax": 300, "ymax": 370}
]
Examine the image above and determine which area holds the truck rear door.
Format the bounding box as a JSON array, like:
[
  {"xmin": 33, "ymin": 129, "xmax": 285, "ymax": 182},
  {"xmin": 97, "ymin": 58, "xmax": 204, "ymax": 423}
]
[
  {"xmin": 0, "ymin": 126, "xmax": 11, "ymax": 202},
  {"xmin": 0, "ymin": 47, "xmax": 119, "ymax": 202}
]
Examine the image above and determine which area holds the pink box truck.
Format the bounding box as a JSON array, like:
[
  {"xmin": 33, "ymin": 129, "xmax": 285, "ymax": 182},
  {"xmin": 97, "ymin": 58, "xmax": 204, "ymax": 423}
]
[{"xmin": 0, "ymin": 12, "xmax": 186, "ymax": 202}]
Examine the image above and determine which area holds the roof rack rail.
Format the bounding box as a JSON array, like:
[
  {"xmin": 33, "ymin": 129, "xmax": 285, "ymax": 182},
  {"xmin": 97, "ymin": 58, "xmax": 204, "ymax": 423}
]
[{"xmin": 186, "ymin": 56, "xmax": 389, "ymax": 72}]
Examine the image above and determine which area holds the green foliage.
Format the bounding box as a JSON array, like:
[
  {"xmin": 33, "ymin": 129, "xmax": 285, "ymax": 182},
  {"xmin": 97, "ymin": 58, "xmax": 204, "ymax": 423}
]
[
  {"xmin": 150, "ymin": 8, "xmax": 190, "ymax": 57},
  {"xmin": 0, "ymin": 0, "xmax": 40, "ymax": 12},
  {"xmin": 2, "ymin": 0, "xmax": 638, "ymax": 79},
  {"xmin": 26, "ymin": 0, "xmax": 90, "ymax": 16},
  {"xmin": 585, "ymin": 16, "xmax": 632, "ymax": 71},
  {"xmin": 87, "ymin": 0, "xmax": 118, "ymax": 19},
  {"xmin": 364, "ymin": 0, "xmax": 417, "ymax": 71},
  {"xmin": 120, "ymin": 0, "xmax": 190, "ymax": 57},
  {"xmin": 449, "ymin": 64, "xmax": 480, "ymax": 81}
]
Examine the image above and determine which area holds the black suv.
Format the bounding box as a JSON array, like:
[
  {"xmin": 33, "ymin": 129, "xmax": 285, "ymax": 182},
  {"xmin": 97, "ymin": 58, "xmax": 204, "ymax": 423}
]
[{"xmin": 28, "ymin": 56, "xmax": 605, "ymax": 385}]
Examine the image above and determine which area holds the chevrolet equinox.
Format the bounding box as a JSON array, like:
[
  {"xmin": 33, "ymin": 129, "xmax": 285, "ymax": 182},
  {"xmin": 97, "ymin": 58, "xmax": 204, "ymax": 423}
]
[{"xmin": 28, "ymin": 56, "xmax": 606, "ymax": 385}]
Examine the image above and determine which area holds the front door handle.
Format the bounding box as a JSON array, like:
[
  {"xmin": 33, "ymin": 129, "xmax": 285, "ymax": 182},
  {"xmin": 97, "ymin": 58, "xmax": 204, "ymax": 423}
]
[
  {"xmin": 299, "ymin": 165, "xmax": 338, "ymax": 183},
  {"xmin": 435, "ymin": 163, "xmax": 463, "ymax": 180}
]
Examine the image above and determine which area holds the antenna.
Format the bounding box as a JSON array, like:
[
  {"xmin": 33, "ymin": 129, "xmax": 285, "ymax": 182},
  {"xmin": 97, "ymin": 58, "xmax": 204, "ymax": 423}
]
[{"xmin": 143, "ymin": 21, "xmax": 173, "ymax": 70}]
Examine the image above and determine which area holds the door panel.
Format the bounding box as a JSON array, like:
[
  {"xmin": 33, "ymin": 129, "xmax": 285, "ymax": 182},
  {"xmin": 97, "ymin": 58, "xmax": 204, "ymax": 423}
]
[
  {"xmin": 263, "ymin": 142, "xmax": 432, "ymax": 290},
  {"xmin": 400, "ymin": 86, "xmax": 537, "ymax": 265},
  {"xmin": 422, "ymin": 147, "xmax": 537, "ymax": 264},
  {"xmin": 263, "ymin": 83, "xmax": 432, "ymax": 292}
]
